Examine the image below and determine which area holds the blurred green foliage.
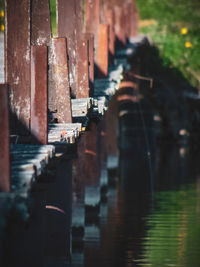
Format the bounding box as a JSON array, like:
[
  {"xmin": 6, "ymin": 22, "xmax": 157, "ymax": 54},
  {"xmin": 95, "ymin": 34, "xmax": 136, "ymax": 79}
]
[
  {"xmin": 143, "ymin": 184, "xmax": 200, "ymax": 266},
  {"xmin": 137, "ymin": 0, "xmax": 200, "ymax": 87},
  {"xmin": 49, "ymin": 0, "xmax": 57, "ymax": 36}
]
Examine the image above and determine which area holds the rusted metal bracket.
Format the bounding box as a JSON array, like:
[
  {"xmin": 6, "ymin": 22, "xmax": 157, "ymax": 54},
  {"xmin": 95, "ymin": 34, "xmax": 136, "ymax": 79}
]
[{"xmin": 128, "ymin": 72, "xmax": 154, "ymax": 88}]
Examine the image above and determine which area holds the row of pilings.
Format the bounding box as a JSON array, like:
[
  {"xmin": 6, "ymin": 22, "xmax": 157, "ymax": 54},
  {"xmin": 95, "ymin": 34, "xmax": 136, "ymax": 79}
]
[{"xmin": 0, "ymin": 0, "xmax": 142, "ymax": 266}]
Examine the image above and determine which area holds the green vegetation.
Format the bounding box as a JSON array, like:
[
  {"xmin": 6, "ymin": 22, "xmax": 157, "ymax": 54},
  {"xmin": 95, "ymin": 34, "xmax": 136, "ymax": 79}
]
[
  {"xmin": 49, "ymin": 0, "xmax": 57, "ymax": 36},
  {"xmin": 136, "ymin": 0, "xmax": 200, "ymax": 87}
]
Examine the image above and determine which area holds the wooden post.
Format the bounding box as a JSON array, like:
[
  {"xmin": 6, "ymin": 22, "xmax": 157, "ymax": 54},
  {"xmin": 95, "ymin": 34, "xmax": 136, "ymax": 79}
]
[
  {"xmin": 105, "ymin": 9, "xmax": 115, "ymax": 60},
  {"xmin": 31, "ymin": 45, "xmax": 48, "ymax": 144},
  {"xmin": 97, "ymin": 24, "xmax": 109, "ymax": 78},
  {"xmin": 76, "ymin": 36, "xmax": 90, "ymax": 98},
  {"xmin": 85, "ymin": 0, "xmax": 100, "ymax": 65},
  {"xmin": 5, "ymin": 0, "xmax": 31, "ymax": 135},
  {"xmin": 31, "ymin": 0, "xmax": 52, "ymax": 45},
  {"xmin": 52, "ymin": 38, "xmax": 72, "ymax": 123},
  {"xmin": 85, "ymin": 33, "xmax": 94, "ymax": 96},
  {"xmin": 57, "ymin": 0, "xmax": 77, "ymax": 97},
  {"xmin": 0, "ymin": 84, "xmax": 10, "ymax": 192}
]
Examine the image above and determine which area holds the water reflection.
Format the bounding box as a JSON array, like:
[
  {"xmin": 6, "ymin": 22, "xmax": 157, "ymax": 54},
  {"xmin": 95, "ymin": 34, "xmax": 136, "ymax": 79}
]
[
  {"xmin": 45, "ymin": 93, "xmax": 200, "ymax": 267},
  {"xmin": 82, "ymin": 96, "xmax": 200, "ymax": 267}
]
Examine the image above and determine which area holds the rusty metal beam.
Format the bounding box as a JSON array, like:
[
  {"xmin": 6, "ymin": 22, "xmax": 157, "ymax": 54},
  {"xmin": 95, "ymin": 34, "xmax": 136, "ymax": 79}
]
[
  {"xmin": 76, "ymin": 36, "xmax": 90, "ymax": 98},
  {"xmin": 57, "ymin": 0, "xmax": 77, "ymax": 97},
  {"xmin": 84, "ymin": 33, "xmax": 94, "ymax": 96},
  {"xmin": 52, "ymin": 38, "xmax": 72, "ymax": 123},
  {"xmin": 5, "ymin": 0, "xmax": 31, "ymax": 135},
  {"xmin": 31, "ymin": 45, "xmax": 48, "ymax": 144},
  {"xmin": 31, "ymin": 0, "xmax": 52, "ymax": 46},
  {"xmin": 0, "ymin": 84, "xmax": 10, "ymax": 192},
  {"xmin": 97, "ymin": 24, "xmax": 109, "ymax": 78}
]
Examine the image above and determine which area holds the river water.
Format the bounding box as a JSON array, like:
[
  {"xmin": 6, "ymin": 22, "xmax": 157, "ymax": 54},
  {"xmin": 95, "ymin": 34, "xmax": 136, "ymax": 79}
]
[
  {"xmin": 81, "ymin": 144, "xmax": 200, "ymax": 267},
  {"xmin": 44, "ymin": 88, "xmax": 200, "ymax": 267},
  {"xmin": 71, "ymin": 97, "xmax": 200, "ymax": 267}
]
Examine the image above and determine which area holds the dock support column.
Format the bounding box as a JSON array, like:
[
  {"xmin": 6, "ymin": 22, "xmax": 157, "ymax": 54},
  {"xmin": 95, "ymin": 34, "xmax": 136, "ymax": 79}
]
[
  {"xmin": 52, "ymin": 38, "xmax": 72, "ymax": 123},
  {"xmin": 31, "ymin": 46, "xmax": 48, "ymax": 144},
  {"xmin": 97, "ymin": 24, "xmax": 109, "ymax": 78},
  {"xmin": 85, "ymin": 33, "xmax": 94, "ymax": 96},
  {"xmin": 76, "ymin": 36, "xmax": 90, "ymax": 98},
  {"xmin": 0, "ymin": 84, "xmax": 10, "ymax": 192},
  {"xmin": 57, "ymin": 0, "xmax": 77, "ymax": 97},
  {"xmin": 5, "ymin": 0, "xmax": 31, "ymax": 135},
  {"xmin": 31, "ymin": 0, "xmax": 51, "ymax": 46}
]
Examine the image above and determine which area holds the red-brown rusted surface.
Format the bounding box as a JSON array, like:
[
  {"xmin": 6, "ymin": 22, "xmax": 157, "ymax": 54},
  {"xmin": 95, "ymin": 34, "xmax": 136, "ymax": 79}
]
[
  {"xmin": 97, "ymin": 24, "xmax": 109, "ymax": 78},
  {"xmin": 0, "ymin": 84, "xmax": 10, "ymax": 192},
  {"xmin": 76, "ymin": 36, "xmax": 90, "ymax": 98},
  {"xmin": 85, "ymin": 0, "xmax": 100, "ymax": 63},
  {"xmin": 31, "ymin": 45, "xmax": 48, "ymax": 144},
  {"xmin": 105, "ymin": 9, "xmax": 115, "ymax": 58},
  {"xmin": 5, "ymin": 0, "xmax": 31, "ymax": 134},
  {"xmin": 75, "ymin": 0, "xmax": 83, "ymax": 37},
  {"xmin": 52, "ymin": 38, "xmax": 72, "ymax": 123},
  {"xmin": 57, "ymin": 0, "xmax": 77, "ymax": 97},
  {"xmin": 114, "ymin": 6, "xmax": 126, "ymax": 47},
  {"xmin": 131, "ymin": 0, "xmax": 139, "ymax": 37},
  {"xmin": 31, "ymin": 0, "xmax": 52, "ymax": 46},
  {"xmin": 85, "ymin": 0, "xmax": 100, "ymax": 34},
  {"xmin": 84, "ymin": 33, "xmax": 94, "ymax": 96}
]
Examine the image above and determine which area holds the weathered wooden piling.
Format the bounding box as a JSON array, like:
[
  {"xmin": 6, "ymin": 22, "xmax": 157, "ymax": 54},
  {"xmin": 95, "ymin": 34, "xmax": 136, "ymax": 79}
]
[
  {"xmin": 97, "ymin": 24, "xmax": 109, "ymax": 78},
  {"xmin": 30, "ymin": 45, "xmax": 48, "ymax": 144},
  {"xmin": 114, "ymin": 6, "xmax": 127, "ymax": 47},
  {"xmin": 85, "ymin": 33, "xmax": 95, "ymax": 96},
  {"xmin": 51, "ymin": 38, "xmax": 72, "ymax": 123},
  {"xmin": 85, "ymin": 0, "xmax": 100, "ymax": 63},
  {"xmin": 0, "ymin": 84, "xmax": 10, "ymax": 192},
  {"xmin": 76, "ymin": 36, "xmax": 90, "ymax": 98},
  {"xmin": 5, "ymin": 0, "xmax": 31, "ymax": 134},
  {"xmin": 31, "ymin": 0, "xmax": 51, "ymax": 45},
  {"xmin": 57, "ymin": 0, "xmax": 77, "ymax": 97},
  {"xmin": 105, "ymin": 9, "xmax": 115, "ymax": 59}
]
